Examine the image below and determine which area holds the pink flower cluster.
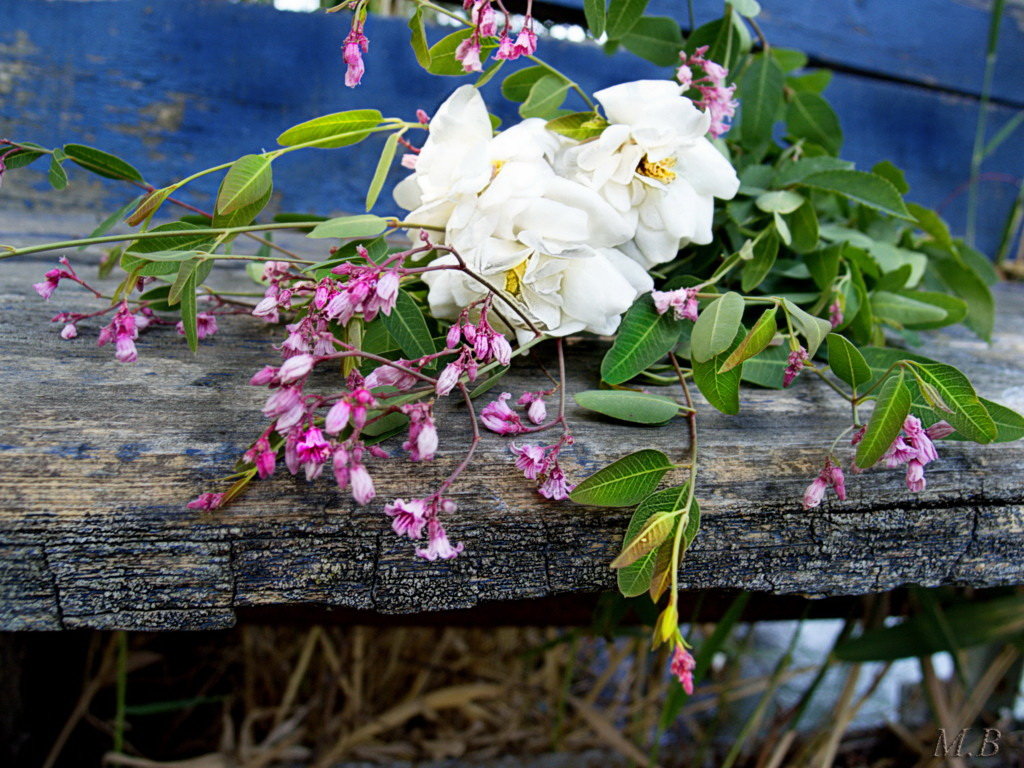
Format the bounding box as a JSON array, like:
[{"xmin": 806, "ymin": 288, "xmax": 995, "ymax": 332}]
[
  {"xmin": 651, "ymin": 287, "xmax": 699, "ymax": 322},
  {"xmin": 670, "ymin": 644, "xmax": 697, "ymax": 695},
  {"xmin": 456, "ymin": 1, "xmax": 538, "ymax": 72},
  {"xmin": 436, "ymin": 306, "xmax": 512, "ymax": 396},
  {"xmin": 33, "ymin": 256, "xmax": 78, "ymax": 301},
  {"xmin": 384, "ymin": 496, "xmax": 463, "ymax": 560},
  {"xmin": 676, "ymin": 46, "xmax": 739, "ymax": 139},
  {"xmin": 342, "ymin": 16, "xmax": 369, "ymax": 88},
  {"xmin": 321, "ymin": 253, "xmax": 400, "ymax": 324},
  {"xmin": 97, "ymin": 301, "xmax": 140, "ymax": 363},
  {"xmin": 511, "ymin": 440, "xmax": 574, "ymax": 500},
  {"xmin": 802, "ymin": 456, "xmax": 847, "ymax": 510},
  {"xmin": 880, "ymin": 415, "xmax": 954, "ymax": 492},
  {"xmin": 252, "ymin": 261, "xmax": 296, "ymax": 323},
  {"xmin": 783, "ymin": 347, "xmax": 808, "ymax": 387}
]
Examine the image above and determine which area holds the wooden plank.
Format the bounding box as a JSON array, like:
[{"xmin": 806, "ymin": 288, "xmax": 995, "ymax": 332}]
[
  {"xmin": 1, "ymin": 0, "xmax": 1020, "ymax": 256},
  {"xmin": 1, "ymin": 219, "xmax": 1023, "ymax": 630}
]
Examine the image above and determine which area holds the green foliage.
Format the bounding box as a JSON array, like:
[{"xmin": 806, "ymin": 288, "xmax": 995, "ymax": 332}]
[
  {"xmin": 276, "ymin": 109, "xmax": 383, "ymax": 148},
  {"xmin": 825, "ymin": 333, "xmax": 871, "ymax": 391},
  {"xmin": 569, "ymin": 449, "xmax": 674, "ymax": 507},
  {"xmin": 615, "ymin": 484, "xmax": 698, "ymax": 597},
  {"xmin": 601, "ymin": 295, "xmax": 685, "ymax": 385},
  {"xmin": 855, "ymin": 371, "xmax": 913, "ymax": 468},
  {"xmin": 381, "ymin": 290, "xmax": 437, "ymax": 361},
  {"xmin": 307, "ymin": 215, "xmax": 389, "ymax": 240},
  {"xmin": 691, "ymin": 292, "xmax": 744, "ymax": 363},
  {"xmin": 574, "ymin": 389, "xmax": 682, "ymax": 425},
  {"xmin": 216, "ymin": 155, "xmax": 273, "ymax": 216}
]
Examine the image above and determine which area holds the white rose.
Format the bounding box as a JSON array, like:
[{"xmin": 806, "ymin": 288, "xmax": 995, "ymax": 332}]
[
  {"xmin": 557, "ymin": 79, "xmax": 740, "ymax": 270},
  {"xmin": 422, "ymin": 154, "xmax": 649, "ymax": 343}
]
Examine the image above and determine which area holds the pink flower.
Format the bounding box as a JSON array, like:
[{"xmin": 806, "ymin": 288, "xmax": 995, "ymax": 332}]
[
  {"xmin": 278, "ymin": 353, "xmax": 316, "ymax": 384},
  {"xmin": 350, "ymin": 462, "xmax": 375, "ymax": 504},
  {"xmin": 244, "ymin": 436, "xmax": 277, "ymax": 479},
  {"xmin": 365, "ymin": 361, "xmax": 418, "ymax": 391},
  {"xmin": 878, "ymin": 416, "xmax": 953, "ymax": 492},
  {"xmin": 385, "ymin": 497, "xmax": 428, "ymax": 539},
  {"xmin": 416, "ymin": 109, "xmax": 431, "ymax": 124},
  {"xmin": 829, "ymin": 300, "xmax": 844, "ymax": 329},
  {"xmin": 342, "ymin": 20, "xmax": 369, "ymax": 88},
  {"xmin": 481, "ymin": 393, "xmax": 525, "ymax": 435},
  {"xmin": 60, "ymin": 323, "xmax": 78, "ymax": 340},
  {"xmin": 324, "ymin": 399, "xmax": 352, "ymax": 435},
  {"xmin": 97, "ymin": 301, "xmax": 139, "ymax": 363},
  {"xmin": 332, "ymin": 443, "xmax": 376, "ymax": 503},
  {"xmin": 435, "ymin": 350, "xmax": 479, "ymax": 396},
  {"xmin": 455, "ymin": 36, "xmax": 483, "ymax": 73},
  {"xmin": 401, "ymin": 402, "xmax": 438, "ymax": 461},
  {"xmin": 670, "ymin": 644, "xmax": 696, "ymax": 695},
  {"xmin": 511, "ymin": 443, "xmax": 549, "ymax": 480},
  {"xmin": 802, "ymin": 457, "xmax": 846, "ymax": 510},
  {"xmin": 677, "ymin": 47, "xmax": 739, "ymax": 138},
  {"xmin": 495, "ymin": 33, "xmax": 516, "ymax": 60},
  {"xmin": 512, "ymin": 18, "xmax": 538, "ymax": 57},
  {"xmin": 517, "ymin": 391, "xmax": 548, "ymax": 425},
  {"xmin": 651, "ymin": 288, "xmax": 699, "ymax": 322},
  {"xmin": 416, "ymin": 517, "xmax": 463, "ymax": 561},
  {"xmin": 187, "ymin": 492, "xmax": 226, "ymax": 511},
  {"xmin": 783, "ymin": 347, "xmax": 809, "ymax": 387},
  {"xmin": 538, "ymin": 464, "xmax": 573, "ymax": 500},
  {"xmin": 263, "ymin": 386, "xmax": 306, "ymax": 433},
  {"xmin": 176, "ymin": 311, "xmax": 218, "ymax": 340},
  {"xmin": 325, "ymin": 262, "xmax": 401, "ymax": 323},
  {"xmin": 296, "ymin": 425, "xmax": 332, "ymax": 481},
  {"xmin": 250, "ymin": 365, "xmax": 278, "ymax": 386}
]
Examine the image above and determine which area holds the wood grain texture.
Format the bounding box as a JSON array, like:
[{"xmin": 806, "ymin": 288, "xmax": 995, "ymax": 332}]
[
  {"xmin": 1, "ymin": 0, "xmax": 1021, "ymax": 256},
  {"xmin": 1, "ymin": 216, "xmax": 1023, "ymax": 630}
]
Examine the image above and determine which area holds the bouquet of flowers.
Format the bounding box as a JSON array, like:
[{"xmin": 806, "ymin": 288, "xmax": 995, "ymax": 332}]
[{"xmin": 3, "ymin": 0, "xmax": 1021, "ymax": 686}]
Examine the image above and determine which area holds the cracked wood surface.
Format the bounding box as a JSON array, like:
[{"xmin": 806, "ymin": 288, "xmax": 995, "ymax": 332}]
[{"xmin": 1, "ymin": 220, "xmax": 1024, "ymax": 630}]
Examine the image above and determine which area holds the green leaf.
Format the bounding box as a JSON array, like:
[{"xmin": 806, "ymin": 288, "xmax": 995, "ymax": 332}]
[
  {"xmin": 276, "ymin": 109, "xmax": 383, "ymax": 149},
  {"xmin": 782, "ymin": 299, "xmax": 831, "ymax": 357},
  {"xmin": 62, "ymin": 143, "xmax": 144, "ymax": 181},
  {"xmin": 601, "ymin": 295, "xmax": 684, "ymax": 385},
  {"xmin": 79, "ymin": 195, "xmax": 144, "ymax": 250},
  {"xmin": 409, "ymin": 8, "xmax": 431, "ymax": 68},
  {"xmin": 616, "ymin": 484, "xmax": 696, "ymax": 596},
  {"xmin": 855, "ymin": 371, "xmax": 912, "ymax": 468},
  {"xmin": 907, "ymin": 203, "xmax": 953, "ymax": 250},
  {"xmin": 3, "ymin": 144, "xmax": 46, "ymax": 168},
  {"xmin": 583, "ymin": 0, "xmax": 607, "ymax": 37},
  {"xmin": 979, "ymin": 398, "xmax": 1024, "ymax": 443},
  {"xmin": 308, "ymin": 214, "xmax": 389, "ymax": 240},
  {"xmin": 785, "ymin": 92, "xmax": 842, "ymax": 154},
  {"xmin": 787, "ymin": 69, "xmax": 832, "ymax": 94},
  {"xmin": 740, "ymin": 344, "xmax": 789, "ymax": 389},
  {"xmin": 871, "ymin": 160, "xmax": 909, "ymax": 194},
  {"xmin": 686, "ymin": 11, "xmax": 746, "ymax": 74},
  {"xmin": 870, "ymin": 291, "xmax": 948, "ymax": 328},
  {"xmin": 730, "ymin": 0, "xmax": 762, "ymax": 16},
  {"xmin": 774, "ymin": 156, "xmax": 853, "ymax": 186},
  {"xmin": 469, "ymin": 366, "xmax": 509, "ymax": 399},
  {"xmin": 381, "ymin": 289, "xmax": 437, "ymax": 360},
  {"xmin": 519, "ymin": 75, "xmax": 570, "ymax": 119},
  {"xmin": 168, "ymin": 257, "xmax": 205, "ymax": 306},
  {"xmin": 690, "ymin": 292, "xmax": 744, "ymax": 363},
  {"xmin": 906, "ymin": 362, "xmax": 997, "ymax": 443},
  {"xmin": 804, "ymin": 243, "xmax": 841, "ymax": 291},
  {"xmin": 126, "ymin": 188, "xmax": 171, "ymax": 227},
  {"xmin": 738, "ymin": 54, "xmax": 784, "ymax": 148},
  {"xmin": 47, "ymin": 154, "xmax": 68, "ymax": 190},
  {"xmin": 800, "ymin": 170, "xmax": 913, "ymax": 220},
  {"xmin": 894, "ymin": 291, "xmax": 966, "ymax": 330},
  {"xmin": 365, "ymin": 132, "xmax": 400, "ymax": 212},
  {"xmin": 930, "ymin": 256, "xmax": 994, "ymax": 342},
  {"xmin": 545, "ymin": 112, "xmax": 609, "ymax": 141},
  {"xmin": 605, "ymin": 0, "xmax": 650, "ymax": 39},
  {"xmin": 574, "ymin": 390, "xmax": 681, "ymax": 425},
  {"xmin": 212, "ymin": 185, "xmax": 271, "ymax": 234},
  {"xmin": 125, "ymin": 222, "xmax": 215, "ymax": 257},
  {"xmin": 179, "ymin": 269, "xmax": 199, "ymax": 352},
  {"xmin": 426, "ymin": 29, "xmax": 499, "ymax": 75},
  {"xmin": 719, "ymin": 306, "xmax": 777, "ymax": 373},
  {"xmin": 835, "ymin": 595, "xmax": 1024, "ymax": 662},
  {"xmin": 216, "ymin": 154, "xmax": 273, "ymax": 216},
  {"xmin": 611, "ymin": 509, "xmax": 675, "ymax": 570},
  {"xmin": 570, "ymin": 449, "xmax": 674, "ymax": 507},
  {"xmin": 770, "ymin": 48, "xmax": 807, "ymax": 72},
  {"xmin": 621, "ymin": 16, "xmax": 685, "ymax": 66},
  {"xmin": 501, "ymin": 66, "xmax": 551, "ymax": 102},
  {"xmin": 692, "ymin": 329, "xmax": 744, "ymax": 414},
  {"xmin": 826, "ymin": 334, "xmax": 871, "ymax": 391},
  {"xmin": 755, "ymin": 190, "xmax": 804, "ymax": 214},
  {"xmin": 740, "ymin": 230, "xmax": 779, "ymax": 292}
]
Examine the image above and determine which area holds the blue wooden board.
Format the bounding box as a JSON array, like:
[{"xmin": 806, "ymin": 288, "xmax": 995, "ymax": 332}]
[
  {"xmin": 0, "ymin": 0, "xmax": 1021, "ymax": 256},
  {"xmin": 554, "ymin": 0, "xmax": 1024, "ymax": 104}
]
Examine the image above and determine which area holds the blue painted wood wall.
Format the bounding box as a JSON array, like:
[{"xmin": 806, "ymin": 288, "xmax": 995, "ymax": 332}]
[{"xmin": 1, "ymin": 0, "xmax": 1022, "ymax": 255}]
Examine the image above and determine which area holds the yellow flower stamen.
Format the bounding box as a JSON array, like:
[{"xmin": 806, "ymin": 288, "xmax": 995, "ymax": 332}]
[
  {"xmin": 503, "ymin": 259, "xmax": 528, "ymax": 297},
  {"xmin": 637, "ymin": 154, "xmax": 677, "ymax": 183}
]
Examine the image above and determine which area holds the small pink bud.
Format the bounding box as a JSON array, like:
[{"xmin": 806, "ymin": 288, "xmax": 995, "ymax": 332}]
[{"xmin": 278, "ymin": 354, "xmax": 315, "ymax": 383}]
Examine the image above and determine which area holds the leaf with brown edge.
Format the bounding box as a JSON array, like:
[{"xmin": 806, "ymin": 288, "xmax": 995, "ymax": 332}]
[
  {"xmin": 611, "ymin": 511, "xmax": 674, "ymax": 570},
  {"xmin": 649, "ymin": 539, "xmax": 677, "ymax": 603},
  {"xmin": 719, "ymin": 306, "xmax": 777, "ymax": 373}
]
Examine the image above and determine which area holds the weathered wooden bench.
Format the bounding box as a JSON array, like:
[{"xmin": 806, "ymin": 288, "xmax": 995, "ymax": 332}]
[{"xmin": 2, "ymin": 0, "xmax": 1023, "ymax": 631}]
